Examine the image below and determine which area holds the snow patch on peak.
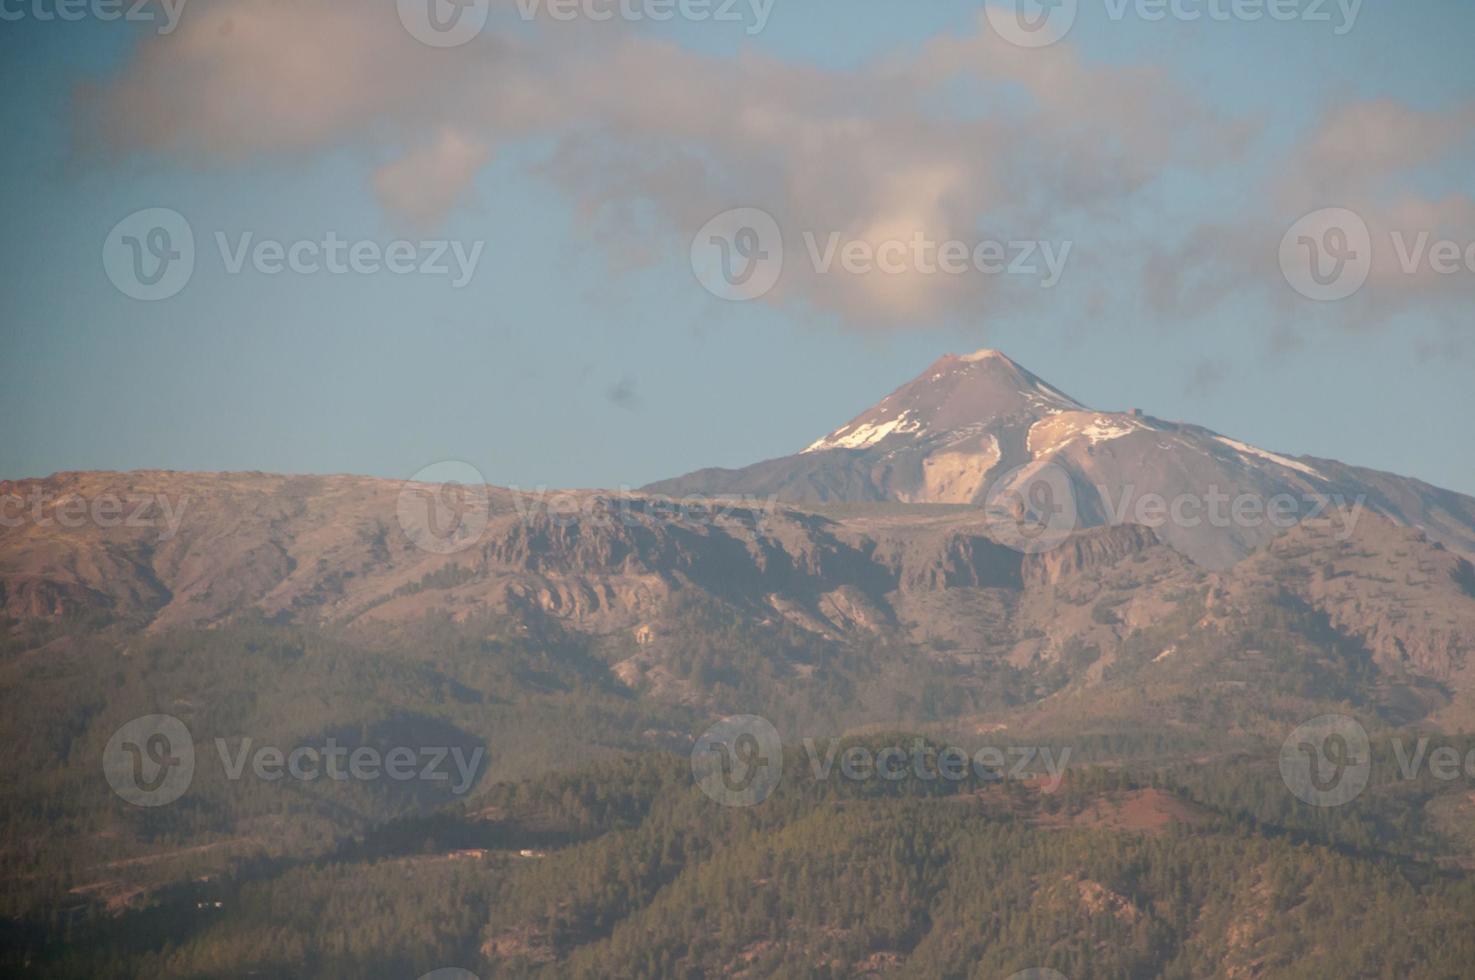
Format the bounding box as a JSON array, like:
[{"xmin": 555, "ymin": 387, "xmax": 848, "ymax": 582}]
[
  {"xmin": 959, "ymin": 348, "xmax": 1003, "ymax": 363},
  {"xmin": 1213, "ymin": 436, "xmax": 1323, "ymax": 480},
  {"xmin": 1028, "ymin": 413, "xmax": 1149, "ymax": 457},
  {"xmin": 803, "ymin": 410, "xmax": 924, "ymax": 454},
  {"xmin": 1081, "ymin": 418, "xmax": 1143, "ymax": 444},
  {"xmin": 1029, "ymin": 378, "xmax": 1086, "ymax": 412}
]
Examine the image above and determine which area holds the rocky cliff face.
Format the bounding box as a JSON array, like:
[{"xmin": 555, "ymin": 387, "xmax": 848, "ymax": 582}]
[
  {"xmin": 1022, "ymin": 525, "xmax": 1162, "ymax": 588},
  {"xmin": 0, "ymin": 474, "xmax": 1012, "ymax": 639},
  {"xmin": 1223, "ymin": 517, "xmax": 1475, "ymax": 688}
]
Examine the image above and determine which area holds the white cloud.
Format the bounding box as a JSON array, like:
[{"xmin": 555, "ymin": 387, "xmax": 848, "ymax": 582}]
[
  {"xmin": 375, "ymin": 129, "xmax": 491, "ymax": 231},
  {"xmin": 74, "ymin": 2, "xmax": 1251, "ymax": 326}
]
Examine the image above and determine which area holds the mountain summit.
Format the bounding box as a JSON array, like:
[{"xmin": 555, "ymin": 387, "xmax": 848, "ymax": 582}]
[
  {"xmin": 801, "ymin": 349, "xmax": 1083, "ymax": 454},
  {"xmin": 646, "ymin": 350, "xmax": 1475, "ymax": 568}
]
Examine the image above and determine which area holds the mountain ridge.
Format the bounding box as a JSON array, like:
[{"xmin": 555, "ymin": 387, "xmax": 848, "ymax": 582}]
[
  {"xmin": 645, "ymin": 349, "xmax": 1475, "ymax": 568},
  {"xmin": 5, "ymin": 468, "xmax": 1475, "ymax": 728}
]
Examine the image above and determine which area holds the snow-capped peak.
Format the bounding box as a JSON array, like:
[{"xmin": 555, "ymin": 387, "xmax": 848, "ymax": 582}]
[{"xmin": 801, "ymin": 349, "xmax": 1086, "ymax": 454}]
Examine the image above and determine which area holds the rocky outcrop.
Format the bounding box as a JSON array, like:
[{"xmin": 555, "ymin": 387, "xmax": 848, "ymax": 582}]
[
  {"xmin": 1022, "ymin": 524, "xmax": 1161, "ymax": 588},
  {"xmin": 885, "ymin": 531, "xmax": 1022, "ymax": 592}
]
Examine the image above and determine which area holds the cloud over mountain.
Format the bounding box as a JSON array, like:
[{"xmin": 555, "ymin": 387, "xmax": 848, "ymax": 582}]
[
  {"xmin": 71, "ymin": 3, "xmax": 1473, "ymax": 337},
  {"xmin": 73, "ymin": 3, "xmax": 1239, "ymax": 326}
]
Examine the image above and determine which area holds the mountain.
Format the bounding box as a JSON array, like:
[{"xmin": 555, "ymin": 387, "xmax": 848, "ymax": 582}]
[
  {"xmin": 6, "ymin": 348, "xmax": 1475, "ymax": 736},
  {"xmin": 644, "ymin": 349, "xmax": 1475, "ymax": 569},
  {"xmin": 5, "ymin": 468, "xmax": 1475, "ymax": 728},
  {"xmin": 7, "ymin": 413, "xmax": 1475, "ymax": 963}
]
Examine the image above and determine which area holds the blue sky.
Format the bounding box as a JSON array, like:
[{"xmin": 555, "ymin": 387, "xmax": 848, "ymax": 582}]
[{"xmin": 1, "ymin": 0, "xmax": 1472, "ymax": 494}]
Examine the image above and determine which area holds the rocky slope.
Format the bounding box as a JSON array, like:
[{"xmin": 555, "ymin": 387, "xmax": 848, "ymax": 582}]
[{"xmin": 4, "ymin": 467, "xmax": 1474, "ymax": 727}]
